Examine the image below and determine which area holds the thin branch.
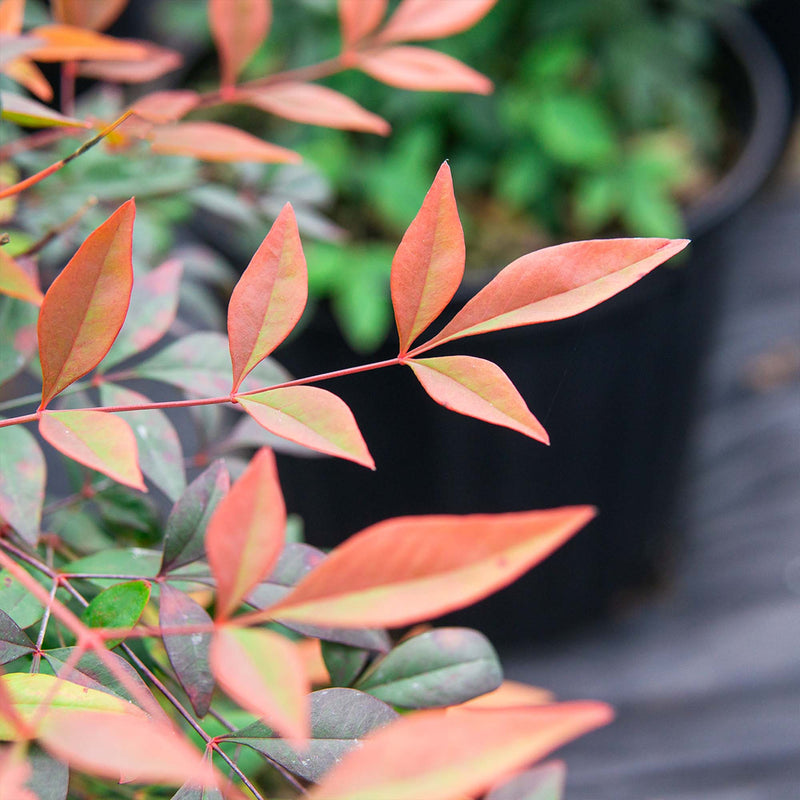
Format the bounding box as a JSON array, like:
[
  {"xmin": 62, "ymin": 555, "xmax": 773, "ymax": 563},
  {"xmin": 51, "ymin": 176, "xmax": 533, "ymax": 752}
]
[{"xmin": 18, "ymin": 196, "xmax": 98, "ymax": 258}]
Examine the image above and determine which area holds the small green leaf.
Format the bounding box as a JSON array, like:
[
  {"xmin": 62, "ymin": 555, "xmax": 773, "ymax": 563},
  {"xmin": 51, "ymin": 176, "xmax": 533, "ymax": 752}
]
[
  {"xmin": 80, "ymin": 580, "xmax": 150, "ymax": 648},
  {"xmin": 67, "ymin": 548, "xmax": 161, "ymax": 589},
  {"xmin": 321, "ymin": 641, "xmax": 371, "ymax": 687},
  {"xmin": 0, "ymin": 569, "xmax": 44, "ymax": 629}
]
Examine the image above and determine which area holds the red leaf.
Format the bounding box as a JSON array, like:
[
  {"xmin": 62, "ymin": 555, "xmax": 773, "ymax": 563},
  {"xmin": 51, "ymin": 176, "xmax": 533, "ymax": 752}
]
[
  {"xmin": 378, "ymin": 0, "xmax": 498, "ymax": 43},
  {"xmin": 339, "ymin": 0, "xmax": 387, "ymax": 49},
  {"xmin": 39, "ymin": 409, "xmax": 145, "ymax": 491},
  {"xmin": 264, "ymin": 507, "xmax": 595, "ymax": 628},
  {"xmin": 391, "ymin": 162, "xmax": 463, "ymax": 353},
  {"xmin": 37, "ymin": 199, "xmax": 135, "ymax": 410},
  {"xmin": 77, "ymin": 40, "xmax": 182, "ymax": 83},
  {"xmin": 209, "ymin": 0, "xmax": 271, "ymax": 89},
  {"xmin": 237, "ymin": 82, "xmax": 390, "ymax": 135},
  {"xmin": 149, "ymin": 122, "xmax": 300, "ymax": 164},
  {"xmin": 420, "ymin": 238, "xmax": 690, "ymax": 350},
  {"xmin": 238, "ymin": 387, "xmax": 374, "ymax": 469},
  {"xmin": 356, "ymin": 46, "xmax": 492, "ymax": 94},
  {"xmin": 131, "ymin": 90, "xmax": 200, "ymax": 124},
  {"xmin": 308, "ymin": 703, "xmax": 612, "ymax": 800},
  {"xmin": 50, "ymin": 0, "xmax": 129, "ymax": 32},
  {"xmin": 227, "ymin": 204, "xmax": 307, "ymax": 392},
  {"xmin": 26, "ymin": 25, "xmax": 148, "ymax": 62},
  {"xmin": 0, "ymin": 250, "xmax": 43, "ymax": 305},
  {"xmin": 210, "ymin": 626, "xmax": 309, "ymax": 744},
  {"xmin": 409, "ymin": 355, "xmax": 548, "ymax": 443},
  {"xmin": 205, "ymin": 448, "xmax": 286, "ymax": 620}
]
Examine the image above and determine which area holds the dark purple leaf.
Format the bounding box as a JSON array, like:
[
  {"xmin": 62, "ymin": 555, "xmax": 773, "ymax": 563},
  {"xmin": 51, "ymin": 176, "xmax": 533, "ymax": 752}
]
[{"xmin": 0, "ymin": 608, "xmax": 35, "ymax": 665}]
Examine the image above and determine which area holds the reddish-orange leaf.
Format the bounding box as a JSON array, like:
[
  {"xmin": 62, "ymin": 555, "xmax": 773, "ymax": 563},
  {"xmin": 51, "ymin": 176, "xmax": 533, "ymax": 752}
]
[
  {"xmin": 205, "ymin": 448, "xmax": 286, "ymax": 620},
  {"xmin": 456, "ymin": 680, "xmax": 554, "ymax": 710},
  {"xmin": 409, "ymin": 355, "xmax": 548, "ymax": 443},
  {"xmin": 209, "ymin": 0, "xmax": 271, "ymax": 89},
  {"xmin": 37, "ymin": 199, "xmax": 135, "ymax": 410},
  {"xmin": 149, "ymin": 122, "xmax": 300, "ymax": 164},
  {"xmin": 420, "ymin": 238, "xmax": 690, "ymax": 350},
  {"xmin": 78, "ymin": 40, "xmax": 182, "ymax": 83},
  {"xmin": 0, "ymin": 0, "xmax": 24, "ymax": 33},
  {"xmin": 39, "ymin": 710, "xmax": 216, "ymax": 787},
  {"xmin": 339, "ymin": 0, "xmax": 387, "ymax": 49},
  {"xmin": 264, "ymin": 507, "xmax": 595, "ymax": 628},
  {"xmin": 237, "ymin": 82, "xmax": 390, "ymax": 135},
  {"xmin": 308, "ymin": 702, "xmax": 612, "ymax": 800},
  {"xmin": 39, "ymin": 409, "xmax": 145, "ymax": 491},
  {"xmin": 210, "ymin": 627, "xmax": 309, "ymax": 744},
  {"xmin": 26, "ymin": 25, "xmax": 148, "ymax": 62},
  {"xmin": 3, "ymin": 59, "xmax": 53, "ymax": 102},
  {"xmin": 356, "ymin": 46, "xmax": 492, "ymax": 94},
  {"xmin": 0, "ymin": 250, "xmax": 43, "ymax": 305},
  {"xmin": 50, "ymin": 0, "xmax": 129, "ymax": 32},
  {"xmin": 131, "ymin": 90, "xmax": 200, "ymax": 124},
  {"xmin": 377, "ymin": 0, "xmax": 498, "ymax": 43},
  {"xmin": 237, "ymin": 387, "xmax": 375, "ymax": 469},
  {"xmin": 391, "ymin": 162, "xmax": 463, "ymax": 353},
  {"xmin": 228, "ymin": 204, "xmax": 307, "ymax": 391}
]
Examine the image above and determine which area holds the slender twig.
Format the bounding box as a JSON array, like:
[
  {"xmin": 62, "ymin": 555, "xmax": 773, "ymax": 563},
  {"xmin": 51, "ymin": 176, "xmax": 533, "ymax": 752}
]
[
  {"xmin": 18, "ymin": 196, "xmax": 98, "ymax": 258},
  {"xmin": 31, "ymin": 579, "xmax": 59, "ymax": 672}
]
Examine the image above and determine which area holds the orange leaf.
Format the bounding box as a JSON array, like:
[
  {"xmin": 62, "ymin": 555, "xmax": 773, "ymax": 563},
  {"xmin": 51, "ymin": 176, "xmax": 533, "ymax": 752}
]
[
  {"xmin": 237, "ymin": 82, "xmax": 390, "ymax": 135},
  {"xmin": 39, "ymin": 410, "xmax": 145, "ymax": 491},
  {"xmin": 0, "ymin": 0, "xmax": 24, "ymax": 33},
  {"xmin": 408, "ymin": 356, "xmax": 548, "ymax": 443},
  {"xmin": 39, "ymin": 710, "xmax": 215, "ymax": 787},
  {"xmin": 149, "ymin": 121, "xmax": 300, "ymax": 163},
  {"xmin": 37, "ymin": 199, "xmax": 135, "ymax": 410},
  {"xmin": 50, "ymin": 0, "xmax": 129, "ymax": 32},
  {"xmin": 210, "ymin": 627, "xmax": 309, "ymax": 744},
  {"xmin": 26, "ymin": 25, "xmax": 148, "ymax": 62},
  {"xmin": 205, "ymin": 448, "xmax": 286, "ymax": 620},
  {"xmin": 228, "ymin": 204, "xmax": 307, "ymax": 391},
  {"xmin": 339, "ymin": 0, "xmax": 387, "ymax": 49},
  {"xmin": 209, "ymin": 0, "xmax": 271, "ymax": 89},
  {"xmin": 77, "ymin": 40, "xmax": 182, "ymax": 83},
  {"xmin": 420, "ymin": 238, "xmax": 690, "ymax": 350},
  {"xmin": 3, "ymin": 59, "xmax": 53, "ymax": 102},
  {"xmin": 356, "ymin": 46, "xmax": 492, "ymax": 94},
  {"xmin": 456, "ymin": 680, "xmax": 554, "ymax": 710},
  {"xmin": 238, "ymin": 387, "xmax": 374, "ymax": 469},
  {"xmin": 308, "ymin": 702, "xmax": 612, "ymax": 800},
  {"xmin": 264, "ymin": 507, "xmax": 595, "ymax": 628},
  {"xmin": 0, "ymin": 250, "xmax": 43, "ymax": 305},
  {"xmin": 378, "ymin": 0, "xmax": 498, "ymax": 43},
  {"xmin": 391, "ymin": 162, "xmax": 463, "ymax": 353},
  {"xmin": 131, "ymin": 90, "xmax": 200, "ymax": 124}
]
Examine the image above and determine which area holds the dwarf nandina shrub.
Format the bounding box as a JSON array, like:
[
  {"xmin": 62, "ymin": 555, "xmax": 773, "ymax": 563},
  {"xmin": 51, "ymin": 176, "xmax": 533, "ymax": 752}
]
[{"xmin": 0, "ymin": 1, "xmax": 689, "ymax": 798}]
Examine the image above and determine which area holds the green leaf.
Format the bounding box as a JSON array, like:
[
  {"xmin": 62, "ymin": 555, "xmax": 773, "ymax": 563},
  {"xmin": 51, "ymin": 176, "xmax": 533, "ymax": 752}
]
[
  {"xmin": 0, "ymin": 425, "xmax": 46, "ymax": 545},
  {"xmin": 355, "ymin": 628, "xmax": 502, "ymax": 709},
  {"xmin": 321, "ymin": 641, "xmax": 371, "ymax": 687},
  {"xmin": 0, "ymin": 569, "xmax": 44, "ymax": 629},
  {"xmin": 160, "ymin": 460, "xmax": 229, "ymax": 573},
  {"xmin": 0, "ymin": 90, "xmax": 89, "ymax": 129},
  {"xmin": 222, "ymin": 688, "xmax": 397, "ymax": 782},
  {"xmin": 0, "ymin": 297, "xmax": 38, "ymax": 386},
  {"xmin": 0, "ymin": 608, "xmax": 35, "ymax": 665},
  {"xmin": 67, "ymin": 548, "xmax": 161, "ymax": 589},
  {"xmin": 485, "ymin": 761, "xmax": 565, "ymax": 800},
  {"xmin": 25, "ymin": 745, "xmax": 69, "ymax": 800},
  {"xmin": 80, "ymin": 580, "xmax": 150, "ymax": 648},
  {"xmin": 91, "ymin": 485, "xmax": 162, "ymax": 547}
]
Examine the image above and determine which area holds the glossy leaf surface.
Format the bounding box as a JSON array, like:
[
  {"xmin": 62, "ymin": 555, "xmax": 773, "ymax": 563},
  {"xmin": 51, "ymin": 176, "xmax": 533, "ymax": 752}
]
[
  {"xmin": 267, "ymin": 507, "xmax": 595, "ymax": 628},
  {"xmin": 99, "ymin": 384, "xmax": 186, "ymax": 501},
  {"xmin": 150, "ymin": 122, "xmax": 299, "ymax": 163},
  {"xmin": 100, "ymin": 258, "xmax": 182, "ymax": 370},
  {"xmin": 485, "ymin": 761, "xmax": 565, "ymax": 800},
  {"xmin": 206, "ymin": 448, "xmax": 285, "ymax": 620},
  {"xmin": 409, "ymin": 356, "xmax": 548, "ymax": 443},
  {"xmin": 209, "ymin": 0, "xmax": 271, "ymax": 88},
  {"xmin": 422, "ymin": 238, "xmax": 690, "ymax": 349},
  {"xmin": 238, "ymin": 83, "xmax": 390, "ymax": 135},
  {"xmin": 0, "ymin": 610, "xmax": 34, "ymax": 665},
  {"xmin": 0, "ymin": 425, "xmax": 46, "ymax": 545},
  {"xmin": 37, "ymin": 199, "xmax": 135, "ymax": 410},
  {"xmin": 339, "ymin": 0, "xmax": 387, "ymax": 48},
  {"xmin": 357, "ymin": 46, "xmax": 493, "ymax": 94},
  {"xmin": 0, "ymin": 249, "xmax": 43, "ymax": 304},
  {"xmin": 355, "ymin": 627, "xmax": 502, "ymax": 708},
  {"xmin": 391, "ymin": 162, "xmax": 463, "ymax": 353},
  {"xmin": 228, "ymin": 204, "xmax": 307, "ymax": 391},
  {"xmin": 39, "ymin": 409, "xmax": 145, "ymax": 491},
  {"xmin": 223, "ymin": 688, "xmax": 397, "ymax": 782},
  {"xmin": 378, "ymin": 0, "xmax": 498, "ymax": 43},
  {"xmin": 159, "ymin": 583, "xmax": 214, "ymax": 718},
  {"xmin": 80, "ymin": 580, "xmax": 150, "ymax": 648},
  {"xmin": 161, "ymin": 460, "xmax": 229, "ymax": 574},
  {"xmin": 238, "ymin": 387, "xmax": 374, "ymax": 468},
  {"xmin": 0, "ymin": 90, "xmax": 85, "ymax": 130},
  {"xmin": 26, "ymin": 25, "xmax": 147, "ymax": 61},
  {"xmin": 308, "ymin": 703, "xmax": 611, "ymax": 800},
  {"xmin": 210, "ymin": 626, "xmax": 309, "ymax": 744}
]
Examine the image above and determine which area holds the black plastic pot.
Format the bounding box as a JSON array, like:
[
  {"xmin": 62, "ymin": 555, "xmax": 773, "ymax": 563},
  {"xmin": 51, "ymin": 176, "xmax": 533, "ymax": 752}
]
[{"xmin": 274, "ymin": 10, "xmax": 792, "ymax": 643}]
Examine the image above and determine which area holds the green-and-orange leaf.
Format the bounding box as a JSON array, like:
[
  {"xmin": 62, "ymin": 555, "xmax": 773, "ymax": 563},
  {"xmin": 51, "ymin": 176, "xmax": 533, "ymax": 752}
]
[{"xmin": 0, "ymin": 249, "xmax": 43, "ymax": 305}]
